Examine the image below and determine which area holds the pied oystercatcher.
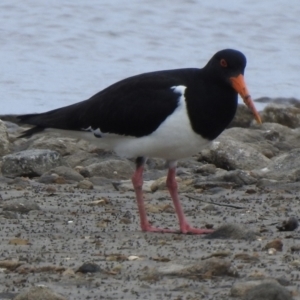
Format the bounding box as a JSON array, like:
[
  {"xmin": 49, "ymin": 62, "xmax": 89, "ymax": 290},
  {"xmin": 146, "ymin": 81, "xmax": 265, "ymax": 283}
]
[{"xmin": 19, "ymin": 49, "xmax": 261, "ymax": 234}]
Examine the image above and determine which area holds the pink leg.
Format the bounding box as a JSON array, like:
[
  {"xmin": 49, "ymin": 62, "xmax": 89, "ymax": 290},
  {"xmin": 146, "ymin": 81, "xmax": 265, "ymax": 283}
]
[
  {"xmin": 166, "ymin": 164, "xmax": 213, "ymax": 234},
  {"xmin": 132, "ymin": 158, "xmax": 175, "ymax": 233}
]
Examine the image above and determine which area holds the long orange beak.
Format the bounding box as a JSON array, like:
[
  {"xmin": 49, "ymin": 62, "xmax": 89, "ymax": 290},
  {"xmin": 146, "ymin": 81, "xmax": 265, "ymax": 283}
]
[{"xmin": 230, "ymin": 74, "xmax": 262, "ymax": 124}]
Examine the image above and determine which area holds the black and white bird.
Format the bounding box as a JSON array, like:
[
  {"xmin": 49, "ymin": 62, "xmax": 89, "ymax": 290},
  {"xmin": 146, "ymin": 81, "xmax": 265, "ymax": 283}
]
[{"xmin": 19, "ymin": 49, "xmax": 261, "ymax": 234}]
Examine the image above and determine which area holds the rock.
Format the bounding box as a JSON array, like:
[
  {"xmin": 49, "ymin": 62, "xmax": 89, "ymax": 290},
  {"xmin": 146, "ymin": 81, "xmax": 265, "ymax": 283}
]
[
  {"xmin": 74, "ymin": 166, "xmax": 90, "ymax": 177},
  {"xmin": 194, "ymin": 164, "xmax": 217, "ymax": 175},
  {"xmin": 77, "ymin": 179, "xmax": 93, "ymax": 189},
  {"xmin": 256, "ymin": 149, "xmax": 300, "ymax": 181},
  {"xmin": 243, "ymin": 282, "xmax": 293, "ymax": 300},
  {"xmin": 228, "ymin": 104, "xmax": 257, "ymax": 128},
  {"xmin": 255, "ymin": 96, "xmax": 300, "ymax": 107},
  {"xmin": 220, "ymin": 127, "xmax": 280, "ymax": 159},
  {"xmin": 156, "ymin": 258, "xmax": 238, "ymax": 279},
  {"xmin": 0, "ymin": 259, "xmax": 23, "ymax": 271},
  {"xmin": 76, "ymin": 262, "xmax": 102, "ymax": 273},
  {"xmin": 43, "ymin": 166, "xmax": 84, "ymax": 182},
  {"xmin": 1, "ymin": 149, "xmax": 62, "ymax": 178},
  {"xmin": 230, "ymin": 279, "xmax": 286, "ymax": 298},
  {"xmin": 28, "ymin": 136, "xmax": 91, "ymax": 156},
  {"xmin": 9, "ymin": 238, "xmax": 29, "ymax": 245},
  {"xmin": 3, "ymin": 201, "xmax": 40, "ymax": 214},
  {"xmin": 263, "ymin": 239, "xmax": 283, "ymax": 252},
  {"xmin": 276, "ymin": 217, "xmax": 299, "ymax": 231},
  {"xmin": 150, "ymin": 176, "xmax": 181, "ymax": 192},
  {"xmin": 13, "ymin": 286, "xmax": 67, "ymax": 300},
  {"xmin": 206, "ymin": 169, "xmax": 257, "ymax": 186},
  {"xmin": 86, "ymin": 159, "xmax": 134, "ymax": 179},
  {"xmin": 205, "ymin": 224, "xmax": 258, "ymax": 241},
  {"xmin": 64, "ymin": 150, "xmax": 99, "ymax": 168},
  {"xmin": 199, "ymin": 137, "xmax": 270, "ymax": 171},
  {"xmin": 113, "ymin": 179, "xmax": 154, "ymax": 192},
  {"xmin": 261, "ymin": 103, "xmax": 300, "ymax": 128},
  {"xmin": 0, "ymin": 119, "xmax": 10, "ymax": 156}
]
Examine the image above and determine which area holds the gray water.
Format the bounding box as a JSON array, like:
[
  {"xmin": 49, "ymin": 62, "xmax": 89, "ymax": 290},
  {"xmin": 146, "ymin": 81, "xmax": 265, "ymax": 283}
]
[{"xmin": 1, "ymin": 0, "xmax": 299, "ymax": 114}]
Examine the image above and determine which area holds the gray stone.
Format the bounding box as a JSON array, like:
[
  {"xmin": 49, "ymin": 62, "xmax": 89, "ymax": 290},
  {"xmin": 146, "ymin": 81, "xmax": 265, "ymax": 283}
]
[
  {"xmin": 1, "ymin": 149, "xmax": 62, "ymax": 178},
  {"xmin": 64, "ymin": 150, "xmax": 99, "ymax": 168},
  {"xmin": 77, "ymin": 179, "xmax": 93, "ymax": 189},
  {"xmin": 3, "ymin": 201, "xmax": 40, "ymax": 214},
  {"xmin": 44, "ymin": 166, "xmax": 84, "ymax": 182},
  {"xmin": 0, "ymin": 120, "xmax": 10, "ymax": 156},
  {"xmin": 207, "ymin": 169, "xmax": 257, "ymax": 186},
  {"xmin": 261, "ymin": 103, "xmax": 300, "ymax": 128},
  {"xmin": 28, "ymin": 136, "xmax": 91, "ymax": 156},
  {"xmin": 228, "ymin": 104, "xmax": 257, "ymax": 128},
  {"xmin": 199, "ymin": 138, "xmax": 270, "ymax": 171},
  {"xmin": 156, "ymin": 258, "xmax": 238, "ymax": 278},
  {"xmin": 86, "ymin": 159, "xmax": 134, "ymax": 179},
  {"xmin": 255, "ymin": 148, "xmax": 300, "ymax": 181},
  {"xmin": 13, "ymin": 286, "xmax": 67, "ymax": 300},
  {"xmin": 205, "ymin": 224, "xmax": 258, "ymax": 241},
  {"xmin": 243, "ymin": 282, "xmax": 293, "ymax": 300},
  {"xmin": 231, "ymin": 279, "xmax": 279, "ymax": 298}
]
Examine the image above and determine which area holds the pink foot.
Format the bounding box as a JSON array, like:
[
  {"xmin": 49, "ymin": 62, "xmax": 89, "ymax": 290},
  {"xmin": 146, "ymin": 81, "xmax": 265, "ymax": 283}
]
[{"xmin": 141, "ymin": 224, "xmax": 179, "ymax": 233}]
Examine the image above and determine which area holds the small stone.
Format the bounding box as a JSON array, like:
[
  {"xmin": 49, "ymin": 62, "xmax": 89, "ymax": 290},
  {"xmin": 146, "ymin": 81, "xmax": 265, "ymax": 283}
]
[
  {"xmin": 3, "ymin": 201, "xmax": 40, "ymax": 214},
  {"xmin": 76, "ymin": 262, "xmax": 102, "ymax": 273},
  {"xmin": 2, "ymin": 149, "xmax": 62, "ymax": 178},
  {"xmin": 13, "ymin": 286, "xmax": 67, "ymax": 300},
  {"xmin": 244, "ymin": 282, "xmax": 293, "ymax": 300},
  {"xmin": 263, "ymin": 239, "xmax": 283, "ymax": 251},
  {"xmin": 77, "ymin": 179, "xmax": 93, "ymax": 189},
  {"xmin": 276, "ymin": 217, "xmax": 299, "ymax": 231},
  {"xmin": 9, "ymin": 238, "xmax": 29, "ymax": 245},
  {"xmin": 0, "ymin": 260, "xmax": 23, "ymax": 271}
]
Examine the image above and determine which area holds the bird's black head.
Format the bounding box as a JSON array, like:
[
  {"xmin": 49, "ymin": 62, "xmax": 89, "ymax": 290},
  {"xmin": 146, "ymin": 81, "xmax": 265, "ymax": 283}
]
[
  {"xmin": 204, "ymin": 49, "xmax": 247, "ymax": 80},
  {"xmin": 203, "ymin": 49, "xmax": 261, "ymax": 124}
]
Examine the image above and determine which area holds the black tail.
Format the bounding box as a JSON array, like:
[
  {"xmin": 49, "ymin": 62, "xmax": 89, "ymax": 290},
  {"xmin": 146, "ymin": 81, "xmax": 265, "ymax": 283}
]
[{"xmin": 17, "ymin": 100, "xmax": 92, "ymax": 138}]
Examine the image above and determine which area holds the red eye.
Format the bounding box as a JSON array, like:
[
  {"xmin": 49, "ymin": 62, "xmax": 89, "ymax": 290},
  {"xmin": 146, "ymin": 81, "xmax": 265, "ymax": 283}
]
[{"xmin": 220, "ymin": 59, "xmax": 228, "ymax": 67}]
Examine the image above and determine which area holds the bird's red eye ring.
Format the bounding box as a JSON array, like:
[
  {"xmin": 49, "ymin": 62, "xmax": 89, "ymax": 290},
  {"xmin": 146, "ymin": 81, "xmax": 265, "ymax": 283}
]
[{"xmin": 220, "ymin": 59, "xmax": 228, "ymax": 67}]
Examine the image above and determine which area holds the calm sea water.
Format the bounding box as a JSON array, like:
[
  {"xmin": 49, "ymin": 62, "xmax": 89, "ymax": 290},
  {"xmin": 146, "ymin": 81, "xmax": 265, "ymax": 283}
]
[{"xmin": 1, "ymin": 0, "xmax": 299, "ymax": 114}]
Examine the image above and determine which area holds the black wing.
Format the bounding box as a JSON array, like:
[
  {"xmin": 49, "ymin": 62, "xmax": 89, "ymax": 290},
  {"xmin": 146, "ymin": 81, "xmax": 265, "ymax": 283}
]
[{"xmin": 18, "ymin": 68, "xmax": 199, "ymax": 138}]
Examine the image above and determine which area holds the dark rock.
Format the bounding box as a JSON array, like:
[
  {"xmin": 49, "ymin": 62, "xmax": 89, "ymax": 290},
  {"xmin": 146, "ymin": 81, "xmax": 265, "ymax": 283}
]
[
  {"xmin": 76, "ymin": 262, "xmax": 102, "ymax": 273},
  {"xmin": 1, "ymin": 149, "xmax": 62, "ymax": 178},
  {"xmin": 277, "ymin": 217, "xmax": 299, "ymax": 231}
]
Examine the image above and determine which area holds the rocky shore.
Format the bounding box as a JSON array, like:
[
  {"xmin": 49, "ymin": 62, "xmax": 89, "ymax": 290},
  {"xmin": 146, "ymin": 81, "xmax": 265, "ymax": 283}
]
[{"xmin": 0, "ymin": 98, "xmax": 300, "ymax": 299}]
